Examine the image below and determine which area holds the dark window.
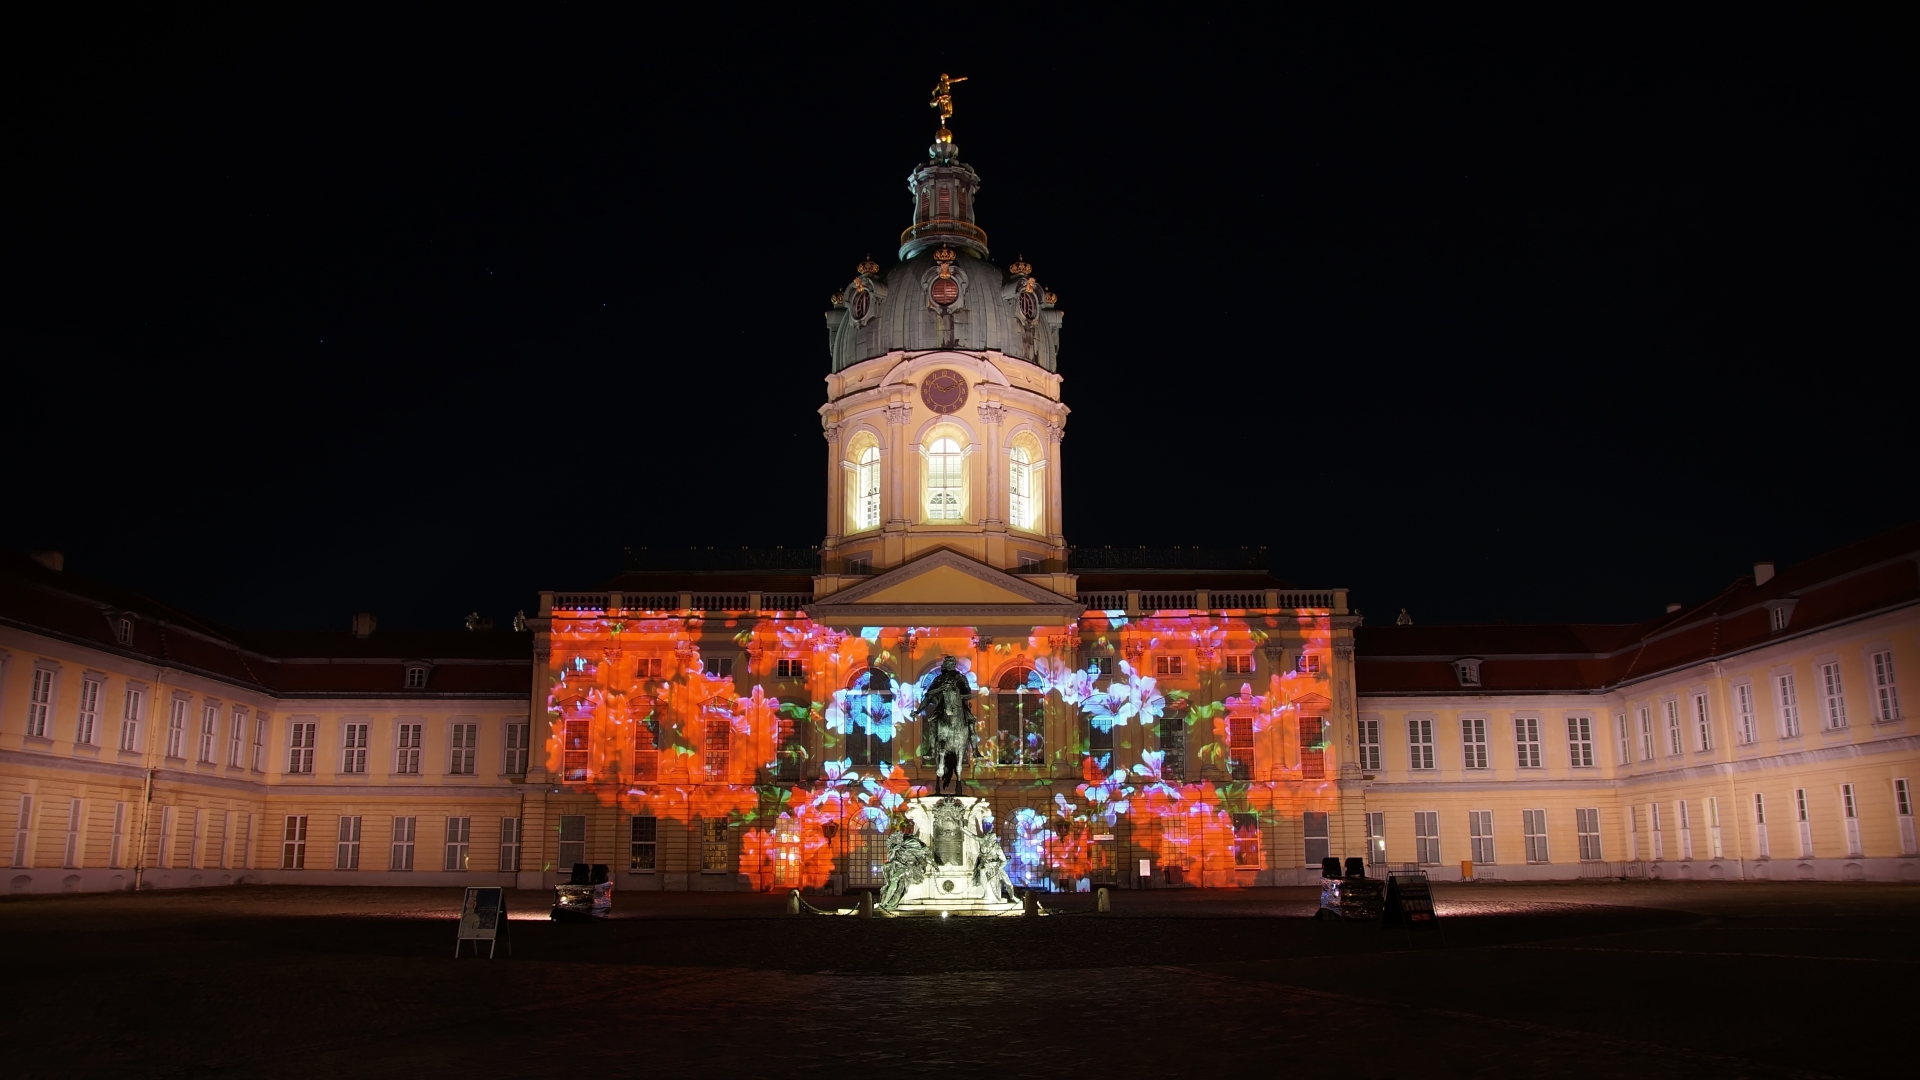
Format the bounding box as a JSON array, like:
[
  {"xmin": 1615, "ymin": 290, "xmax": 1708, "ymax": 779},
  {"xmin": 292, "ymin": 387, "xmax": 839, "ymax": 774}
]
[
  {"xmin": 1158, "ymin": 705, "xmax": 1187, "ymax": 782},
  {"xmin": 846, "ymin": 669, "xmax": 893, "ymax": 769},
  {"xmin": 1299, "ymin": 716, "xmax": 1325, "ymax": 779},
  {"xmin": 995, "ymin": 667, "xmax": 1045, "ymax": 765},
  {"xmin": 630, "ymin": 816, "xmax": 656, "ymax": 870},
  {"xmin": 1303, "ymin": 811, "xmax": 1330, "ymax": 866}
]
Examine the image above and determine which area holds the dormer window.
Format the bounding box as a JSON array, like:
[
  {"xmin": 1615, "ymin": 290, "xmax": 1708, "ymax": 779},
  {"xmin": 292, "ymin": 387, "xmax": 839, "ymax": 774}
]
[
  {"xmin": 115, "ymin": 617, "xmax": 133, "ymax": 646},
  {"xmin": 404, "ymin": 665, "xmax": 428, "ymax": 689},
  {"xmin": 1765, "ymin": 598, "xmax": 1799, "ymax": 633},
  {"xmin": 1455, "ymin": 658, "xmax": 1483, "ymax": 687}
]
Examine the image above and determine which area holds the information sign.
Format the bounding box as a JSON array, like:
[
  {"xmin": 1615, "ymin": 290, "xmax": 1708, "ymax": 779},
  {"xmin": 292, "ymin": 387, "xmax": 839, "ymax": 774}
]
[{"xmin": 456, "ymin": 886, "xmax": 511, "ymax": 957}]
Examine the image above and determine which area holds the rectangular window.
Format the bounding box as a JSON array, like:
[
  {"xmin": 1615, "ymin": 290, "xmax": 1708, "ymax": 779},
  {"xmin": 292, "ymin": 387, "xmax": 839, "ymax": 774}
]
[
  {"xmin": 396, "ymin": 723, "xmax": 423, "ymax": 775},
  {"xmin": 184, "ymin": 808, "xmax": 201, "ymax": 868},
  {"xmin": 1776, "ymin": 673, "xmax": 1802, "ymax": 736},
  {"xmin": 1414, "ymin": 811, "xmax": 1440, "ymax": 865},
  {"xmin": 1302, "ymin": 811, "xmax": 1329, "ymax": 867},
  {"xmin": 1296, "ymin": 653, "xmax": 1322, "ymax": 675},
  {"xmin": 1616, "ymin": 711, "xmax": 1631, "ymax": 764},
  {"xmin": 217, "ymin": 809, "xmax": 233, "ymax": 869},
  {"xmin": 1707, "ymin": 796, "xmax": 1724, "ymax": 860},
  {"xmin": 1227, "ymin": 712, "xmax": 1254, "ymax": 781},
  {"xmin": 280, "ymin": 815, "xmax": 307, "ymax": 870},
  {"xmin": 227, "ymin": 707, "xmax": 245, "ymax": 766},
  {"xmin": 633, "ymin": 657, "xmax": 664, "ymax": 679},
  {"xmin": 110, "ymin": 802, "xmax": 127, "ymax": 868},
  {"xmin": 390, "ymin": 816, "xmax": 417, "ymax": 870},
  {"xmin": 75, "ymin": 678, "xmax": 101, "ymax": 745},
  {"xmin": 1638, "ymin": 706, "xmax": 1654, "ymax": 760},
  {"xmin": 1522, "ymin": 809, "xmax": 1549, "ymax": 863},
  {"xmin": 1841, "ymin": 784, "xmax": 1861, "ymax": 857},
  {"xmin": 1895, "ymin": 779, "xmax": 1916, "ymax": 856},
  {"xmin": 704, "ymin": 720, "xmax": 731, "ymax": 780},
  {"xmin": 236, "ymin": 812, "xmax": 253, "ymax": 869},
  {"xmin": 1649, "ymin": 802, "xmax": 1665, "ymax": 860},
  {"xmin": 1087, "ymin": 710, "xmax": 1114, "ymax": 758},
  {"xmin": 1408, "ymin": 719, "xmax": 1435, "ymax": 770},
  {"xmin": 11, "ymin": 791, "xmax": 34, "ymax": 864},
  {"xmin": 120, "ymin": 689, "xmax": 143, "ymax": 752},
  {"xmin": 1469, "ymin": 809, "xmax": 1495, "ymax": 864},
  {"xmin": 558, "ymin": 815, "xmax": 586, "ymax": 870},
  {"xmin": 704, "ymin": 656, "xmax": 734, "ymax": 680},
  {"xmin": 287, "ymin": 722, "xmax": 316, "ymax": 774},
  {"xmin": 63, "ymin": 799, "xmax": 83, "ymax": 868},
  {"xmin": 252, "ymin": 717, "xmax": 267, "ymax": 771},
  {"xmin": 1795, "ymin": 788, "xmax": 1813, "ymax": 857},
  {"xmin": 166, "ymin": 697, "xmax": 187, "ymax": 758},
  {"xmin": 1462, "ymin": 718, "xmax": 1488, "ymax": 769},
  {"xmin": 1515, "ymin": 716, "xmax": 1541, "ymax": 768},
  {"xmin": 444, "ymin": 816, "xmax": 471, "ymax": 870},
  {"xmin": 1575, "ymin": 807, "xmax": 1602, "ymax": 861},
  {"xmin": 1158, "ymin": 706, "xmax": 1186, "ymax": 782},
  {"xmin": 197, "ymin": 705, "xmax": 217, "ymax": 763},
  {"xmin": 500, "ymin": 817, "xmax": 521, "ymax": 871},
  {"xmin": 1568, "ymin": 716, "xmax": 1595, "ymax": 768},
  {"xmin": 1366, "ymin": 811, "xmax": 1385, "ymax": 865},
  {"xmin": 1358, "ymin": 719, "xmax": 1381, "ymax": 772},
  {"xmin": 1693, "ymin": 693, "xmax": 1713, "ymax": 752},
  {"xmin": 701, "ymin": 818, "xmax": 729, "ymax": 871},
  {"xmin": 1222, "ymin": 652, "xmax": 1254, "ymax": 675},
  {"xmin": 504, "ymin": 722, "xmax": 530, "ymax": 775},
  {"xmin": 1734, "ymin": 684, "xmax": 1756, "ymax": 745},
  {"xmin": 26, "ymin": 667, "xmax": 54, "ymax": 738},
  {"xmin": 336, "ymin": 816, "xmax": 361, "ymax": 869},
  {"xmin": 1298, "ymin": 716, "xmax": 1325, "ymax": 779},
  {"xmin": 631, "ymin": 708, "xmax": 660, "ymax": 780},
  {"xmin": 1678, "ymin": 800, "xmax": 1694, "ymax": 860},
  {"xmin": 1754, "ymin": 792, "xmax": 1770, "ymax": 859},
  {"xmin": 1819, "ymin": 662, "xmax": 1848, "ymax": 729},
  {"xmin": 341, "ymin": 723, "xmax": 369, "ymax": 774},
  {"xmin": 1626, "ymin": 803, "xmax": 1640, "ymax": 860},
  {"xmin": 1154, "ymin": 654, "xmax": 1184, "ymax": 677},
  {"xmin": 1230, "ymin": 812, "xmax": 1261, "ymax": 867},
  {"xmin": 1665, "ymin": 700, "xmax": 1683, "ymax": 755},
  {"xmin": 1870, "ymin": 650, "xmax": 1901, "ymax": 721},
  {"xmin": 158, "ymin": 805, "xmax": 176, "ymax": 868},
  {"xmin": 630, "ymin": 815, "xmax": 657, "ymax": 870},
  {"xmin": 775, "ymin": 657, "xmax": 806, "ymax": 679},
  {"xmin": 449, "ymin": 723, "xmax": 477, "ymax": 775},
  {"xmin": 560, "ymin": 718, "xmax": 592, "ymax": 781}
]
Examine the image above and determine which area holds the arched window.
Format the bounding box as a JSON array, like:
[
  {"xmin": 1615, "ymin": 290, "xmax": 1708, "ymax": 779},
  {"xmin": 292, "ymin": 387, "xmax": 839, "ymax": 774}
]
[
  {"xmin": 994, "ymin": 665, "xmax": 1045, "ymax": 766},
  {"xmin": 926, "ymin": 437, "xmax": 963, "ymax": 521},
  {"xmin": 1008, "ymin": 445, "xmax": 1033, "ymax": 531},
  {"xmin": 856, "ymin": 444, "xmax": 881, "ymax": 530},
  {"xmin": 845, "ymin": 668, "xmax": 894, "ymax": 769}
]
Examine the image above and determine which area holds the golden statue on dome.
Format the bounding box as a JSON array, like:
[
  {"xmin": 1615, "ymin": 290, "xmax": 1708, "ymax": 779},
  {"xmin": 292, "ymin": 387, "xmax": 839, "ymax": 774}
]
[{"xmin": 930, "ymin": 73, "xmax": 967, "ymax": 143}]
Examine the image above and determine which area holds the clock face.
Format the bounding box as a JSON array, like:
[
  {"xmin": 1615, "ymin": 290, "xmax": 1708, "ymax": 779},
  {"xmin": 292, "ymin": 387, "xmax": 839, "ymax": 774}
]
[{"xmin": 920, "ymin": 369, "xmax": 969, "ymax": 414}]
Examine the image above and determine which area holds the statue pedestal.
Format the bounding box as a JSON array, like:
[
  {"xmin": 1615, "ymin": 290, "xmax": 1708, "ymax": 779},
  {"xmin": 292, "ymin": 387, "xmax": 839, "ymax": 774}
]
[{"xmin": 889, "ymin": 795, "xmax": 1022, "ymax": 917}]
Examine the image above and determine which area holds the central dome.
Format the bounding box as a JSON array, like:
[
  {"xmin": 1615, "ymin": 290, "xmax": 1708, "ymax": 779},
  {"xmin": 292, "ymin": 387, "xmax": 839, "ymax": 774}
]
[{"xmin": 825, "ymin": 139, "xmax": 1062, "ymax": 373}]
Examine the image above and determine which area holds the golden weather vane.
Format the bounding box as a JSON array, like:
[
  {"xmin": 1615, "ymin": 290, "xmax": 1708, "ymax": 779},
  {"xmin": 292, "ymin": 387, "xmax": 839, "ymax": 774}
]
[{"xmin": 930, "ymin": 73, "xmax": 967, "ymax": 142}]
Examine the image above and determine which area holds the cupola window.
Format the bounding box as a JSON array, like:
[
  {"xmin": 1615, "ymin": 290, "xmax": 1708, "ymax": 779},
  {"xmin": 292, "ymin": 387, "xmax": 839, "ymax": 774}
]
[
  {"xmin": 1008, "ymin": 445, "xmax": 1033, "ymax": 531},
  {"xmin": 927, "ymin": 437, "xmax": 963, "ymax": 520},
  {"xmin": 857, "ymin": 445, "xmax": 881, "ymax": 530}
]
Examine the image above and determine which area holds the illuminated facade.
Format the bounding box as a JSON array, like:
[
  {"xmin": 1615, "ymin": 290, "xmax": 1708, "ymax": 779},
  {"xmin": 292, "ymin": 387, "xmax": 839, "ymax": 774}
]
[{"xmin": 2, "ymin": 120, "xmax": 1917, "ymax": 895}]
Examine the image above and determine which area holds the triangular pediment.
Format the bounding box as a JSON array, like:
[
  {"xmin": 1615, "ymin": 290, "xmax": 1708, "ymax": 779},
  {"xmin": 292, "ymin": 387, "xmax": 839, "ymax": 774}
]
[{"xmin": 809, "ymin": 549, "xmax": 1083, "ymax": 627}]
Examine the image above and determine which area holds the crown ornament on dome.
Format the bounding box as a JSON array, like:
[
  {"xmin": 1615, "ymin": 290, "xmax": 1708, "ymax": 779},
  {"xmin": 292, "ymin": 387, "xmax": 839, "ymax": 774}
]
[
  {"xmin": 830, "ymin": 292, "xmax": 845, "ymax": 306},
  {"xmin": 857, "ymin": 254, "xmax": 880, "ymax": 276},
  {"xmin": 1008, "ymin": 255, "xmax": 1032, "ymax": 277},
  {"xmin": 932, "ymin": 247, "xmax": 957, "ymax": 264}
]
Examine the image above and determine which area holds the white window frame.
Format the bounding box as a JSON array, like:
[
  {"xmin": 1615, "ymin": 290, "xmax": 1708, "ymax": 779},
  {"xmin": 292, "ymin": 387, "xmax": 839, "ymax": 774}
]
[
  {"xmin": 1776, "ymin": 672, "xmax": 1802, "ymax": 737},
  {"xmin": 1841, "ymin": 783, "xmax": 1862, "ymax": 857},
  {"xmin": 75, "ymin": 677, "xmax": 101, "ymax": 746},
  {"xmin": 856, "ymin": 443, "xmax": 881, "ymax": 531},
  {"xmin": 395, "ymin": 722, "xmax": 423, "ymax": 774},
  {"xmin": 165, "ymin": 696, "xmax": 188, "ymax": 759},
  {"xmin": 1869, "ymin": 650, "xmax": 1900, "ymax": 722},
  {"xmin": 10, "ymin": 795, "xmax": 35, "ymax": 868},
  {"xmin": 1692, "ymin": 693, "xmax": 1713, "ymax": 752},
  {"xmin": 227, "ymin": 707, "xmax": 246, "ymax": 766},
  {"xmin": 1357, "ymin": 718, "xmax": 1381, "ymax": 772},
  {"xmin": 504, "ymin": 722, "xmax": 530, "ymax": 775},
  {"xmin": 558, "ymin": 814, "xmax": 587, "ymax": 870},
  {"xmin": 63, "ymin": 798, "xmax": 84, "ymax": 868},
  {"xmin": 1733, "ymin": 681, "xmax": 1757, "ymax": 745},
  {"xmin": 404, "ymin": 665, "xmax": 428, "ymax": 690},
  {"xmin": 287, "ymin": 721, "xmax": 316, "ymax": 774},
  {"xmin": 449, "ymin": 722, "xmax": 478, "ymax": 775},
  {"xmin": 281, "ymin": 815, "xmax": 307, "ymax": 870},
  {"xmin": 1366, "ymin": 811, "xmax": 1385, "ymax": 865},
  {"xmin": 1461, "ymin": 717, "xmax": 1488, "ymax": 770},
  {"xmin": 1567, "ymin": 715, "xmax": 1594, "ymax": 768},
  {"xmin": 924, "ymin": 436, "xmax": 964, "ymax": 521},
  {"xmin": 1894, "ymin": 778, "xmax": 1916, "ymax": 856},
  {"xmin": 1514, "ymin": 716, "xmax": 1542, "ymax": 768},
  {"xmin": 1678, "ymin": 799, "xmax": 1693, "ymax": 860},
  {"xmin": 119, "ymin": 688, "xmax": 143, "ymax": 752},
  {"xmin": 1007, "ymin": 443, "xmax": 1034, "ymax": 531},
  {"xmin": 390, "ymin": 816, "xmax": 417, "ymax": 870},
  {"xmin": 26, "ymin": 664, "xmax": 56, "ymax": 738},
  {"xmin": 1523, "ymin": 808, "xmax": 1549, "ymax": 863},
  {"xmin": 252, "ymin": 716, "xmax": 267, "ymax": 771},
  {"xmin": 1413, "ymin": 810, "xmax": 1440, "ymax": 865},
  {"xmin": 1818, "ymin": 661, "xmax": 1848, "ymax": 729},
  {"xmin": 1575, "ymin": 807, "xmax": 1602, "ymax": 861},
  {"xmin": 444, "ymin": 816, "xmax": 471, "ymax": 870},
  {"xmin": 336, "ymin": 815, "xmax": 362, "ymax": 869},
  {"xmin": 1663, "ymin": 699, "xmax": 1683, "ymax": 756},
  {"xmin": 1638, "ymin": 706, "xmax": 1654, "ymax": 760},
  {"xmin": 1408, "ymin": 718, "xmax": 1435, "ymax": 771},
  {"xmin": 341, "ymin": 722, "xmax": 369, "ymax": 774},
  {"xmin": 1615, "ymin": 710, "xmax": 1631, "ymax": 764},
  {"xmin": 1753, "ymin": 792, "xmax": 1770, "ymax": 859},
  {"xmin": 1468, "ymin": 809, "xmax": 1495, "ymax": 864},
  {"xmin": 500, "ymin": 817, "xmax": 521, "ymax": 871},
  {"xmin": 1649, "ymin": 802, "xmax": 1665, "ymax": 861},
  {"xmin": 198, "ymin": 703, "xmax": 218, "ymax": 763},
  {"xmin": 1795, "ymin": 788, "xmax": 1813, "ymax": 857},
  {"xmin": 109, "ymin": 801, "xmax": 127, "ymax": 868}
]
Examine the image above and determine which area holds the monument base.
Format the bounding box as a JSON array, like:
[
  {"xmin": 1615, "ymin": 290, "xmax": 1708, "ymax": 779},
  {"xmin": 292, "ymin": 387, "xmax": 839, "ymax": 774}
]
[{"xmin": 884, "ymin": 795, "xmax": 1023, "ymax": 917}]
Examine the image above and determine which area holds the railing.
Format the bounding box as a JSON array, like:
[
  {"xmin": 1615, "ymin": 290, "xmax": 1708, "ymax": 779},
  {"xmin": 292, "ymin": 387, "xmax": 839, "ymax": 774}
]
[
  {"xmin": 544, "ymin": 591, "xmax": 809, "ymax": 617},
  {"xmin": 552, "ymin": 593, "xmax": 609, "ymax": 612},
  {"xmin": 1275, "ymin": 591, "xmax": 1338, "ymax": 609},
  {"xmin": 1078, "ymin": 593, "xmax": 1127, "ymax": 611},
  {"xmin": 690, "ymin": 594, "xmax": 751, "ymax": 611},
  {"xmin": 1209, "ymin": 592, "xmax": 1266, "ymax": 609},
  {"xmin": 1141, "ymin": 592, "xmax": 1197, "ymax": 611},
  {"xmin": 1078, "ymin": 589, "xmax": 1343, "ymax": 616},
  {"xmin": 621, "ymin": 594, "xmax": 679, "ymax": 611},
  {"xmin": 760, "ymin": 594, "xmax": 809, "ymax": 611}
]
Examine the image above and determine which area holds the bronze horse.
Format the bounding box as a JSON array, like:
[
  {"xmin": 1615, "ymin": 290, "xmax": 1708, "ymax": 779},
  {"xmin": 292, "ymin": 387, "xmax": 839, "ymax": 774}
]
[{"xmin": 917, "ymin": 657, "xmax": 977, "ymax": 796}]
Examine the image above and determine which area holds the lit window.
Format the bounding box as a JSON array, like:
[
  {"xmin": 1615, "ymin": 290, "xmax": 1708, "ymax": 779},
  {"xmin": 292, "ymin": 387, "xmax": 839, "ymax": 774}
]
[
  {"xmin": 404, "ymin": 666, "xmax": 428, "ymax": 690},
  {"xmin": 857, "ymin": 444, "xmax": 881, "ymax": 530},
  {"xmin": 630, "ymin": 816, "xmax": 656, "ymax": 870},
  {"xmin": 1008, "ymin": 443, "xmax": 1034, "ymax": 530},
  {"xmin": 444, "ymin": 817, "xmax": 471, "ymax": 870},
  {"xmin": 995, "ymin": 666, "xmax": 1045, "ymax": 766},
  {"xmin": 776, "ymin": 657, "xmax": 806, "ymax": 679},
  {"xmin": 926, "ymin": 437, "xmax": 963, "ymax": 520},
  {"xmin": 1154, "ymin": 654, "xmax": 1184, "ymax": 677}
]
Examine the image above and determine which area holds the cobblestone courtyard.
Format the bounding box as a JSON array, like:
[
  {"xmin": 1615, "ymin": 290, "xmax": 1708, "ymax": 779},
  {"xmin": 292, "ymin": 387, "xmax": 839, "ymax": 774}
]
[{"xmin": 2, "ymin": 881, "xmax": 1913, "ymax": 1077}]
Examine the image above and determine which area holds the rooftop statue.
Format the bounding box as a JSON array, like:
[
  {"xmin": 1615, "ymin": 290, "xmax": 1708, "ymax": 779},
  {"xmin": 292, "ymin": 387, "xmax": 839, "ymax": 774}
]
[{"xmin": 929, "ymin": 72, "xmax": 967, "ymax": 141}]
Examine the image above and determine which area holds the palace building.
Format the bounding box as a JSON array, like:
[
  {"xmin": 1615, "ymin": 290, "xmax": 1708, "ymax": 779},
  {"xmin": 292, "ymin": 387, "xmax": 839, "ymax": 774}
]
[{"xmin": 3, "ymin": 107, "xmax": 1917, "ymax": 895}]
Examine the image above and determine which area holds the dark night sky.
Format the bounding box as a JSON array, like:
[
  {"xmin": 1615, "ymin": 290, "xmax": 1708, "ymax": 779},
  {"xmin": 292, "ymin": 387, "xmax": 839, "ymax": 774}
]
[{"xmin": 11, "ymin": 11, "xmax": 1912, "ymax": 632}]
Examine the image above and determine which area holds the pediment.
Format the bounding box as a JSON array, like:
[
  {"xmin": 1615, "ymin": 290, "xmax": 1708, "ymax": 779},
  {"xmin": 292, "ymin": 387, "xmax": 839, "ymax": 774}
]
[{"xmin": 809, "ymin": 549, "xmax": 1083, "ymax": 627}]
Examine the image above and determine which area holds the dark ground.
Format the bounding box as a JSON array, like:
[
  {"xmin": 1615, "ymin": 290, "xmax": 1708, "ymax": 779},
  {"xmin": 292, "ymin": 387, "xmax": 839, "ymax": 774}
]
[{"xmin": 2, "ymin": 882, "xmax": 1913, "ymax": 1077}]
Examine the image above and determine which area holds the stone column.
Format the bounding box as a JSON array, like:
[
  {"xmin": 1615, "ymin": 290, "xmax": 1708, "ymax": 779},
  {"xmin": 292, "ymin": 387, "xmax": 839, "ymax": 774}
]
[
  {"xmin": 977, "ymin": 402, "xmax": 1006, "ymax": 529},
  {"xmin": 883, "ymin": 402, "xmax": 914, "ymax": 529},
  {"xmin": 1045, "ymin": 419, "xmax": 1066, "ymax": 548},
  {"xmin": 822, "ymin": 422, "xmax": 844, "ymax": 550}
]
